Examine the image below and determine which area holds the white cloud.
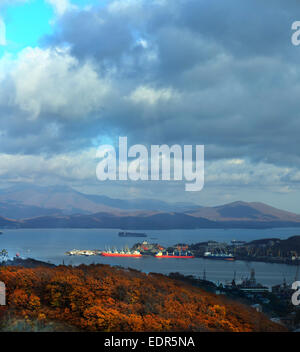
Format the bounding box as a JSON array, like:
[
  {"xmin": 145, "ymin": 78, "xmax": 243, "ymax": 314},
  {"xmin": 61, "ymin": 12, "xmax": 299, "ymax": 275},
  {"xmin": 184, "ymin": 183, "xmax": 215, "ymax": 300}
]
[
  {"xmin": 287, "ymin": 171, "xmax": 300, "ymax": 182},
  {"xmin": 227, "ymin": 159, "xmax": 245, "ymax": 165},
  {"xmin": 107, "ymin": 0, "xmax": 142, "ymax": 14},
  {"xmin": 136, "ymin": 38, "xmax": 148, "ymax": 48},
  {"xmin": 0, "ymin": 17, "xmax": 6, "ymax": 46},
  {"xmin": 0, "ymin": 148, "xmax": 98, "ymax": 182},
  {"xmin": 205, "ymin": 159, "xmax": 294, "ymax": 188},
  {"xmin": 6, "ymin": 47, "xmax": 111, "ymax": 119},
  {"xmin": 45, "ymin": 0, "xmax": 74, "ymax": 16},
  {"xmin": 128, "ymin": 86, "xmax": 175, "ymax": 105}
]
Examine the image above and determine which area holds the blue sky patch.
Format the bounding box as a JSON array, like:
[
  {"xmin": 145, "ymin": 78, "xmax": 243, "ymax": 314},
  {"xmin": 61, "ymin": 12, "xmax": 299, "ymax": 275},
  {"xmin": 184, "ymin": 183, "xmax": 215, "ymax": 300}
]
[{"xmin": 4, "ymin": 0, "xmax": 54, "ymax": 54}]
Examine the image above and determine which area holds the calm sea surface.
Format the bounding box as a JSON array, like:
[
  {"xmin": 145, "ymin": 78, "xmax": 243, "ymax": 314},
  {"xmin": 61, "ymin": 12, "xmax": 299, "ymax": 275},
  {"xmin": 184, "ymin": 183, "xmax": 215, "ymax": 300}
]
[{"xmin": 1, "ymin": 227, "xmax": 300, "ymax": 287}]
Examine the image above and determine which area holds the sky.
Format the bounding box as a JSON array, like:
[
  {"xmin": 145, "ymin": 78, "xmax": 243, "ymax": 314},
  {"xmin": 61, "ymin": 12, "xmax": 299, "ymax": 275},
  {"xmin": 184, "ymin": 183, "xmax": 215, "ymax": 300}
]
[{"xmin": 1, "ymin": 0, "xmax": 300, "ymax": 212}]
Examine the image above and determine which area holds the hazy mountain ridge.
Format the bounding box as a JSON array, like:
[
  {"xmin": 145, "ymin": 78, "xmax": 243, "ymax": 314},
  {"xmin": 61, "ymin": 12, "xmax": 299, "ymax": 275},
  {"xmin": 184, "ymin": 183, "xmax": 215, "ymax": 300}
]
[
  {"xmin": 0, "ymin": 184, "xmax": 197, "ymax": 218},
  {"xmin": 186, "ymin": 201, "xmax": 300, "ymax": 222},
  {"xmin": 0, "ymin": 185, "xmax": 120, "ymax": 216},
  {"xmin": 0, "ymin": 185, "xmax": 299, "ymax": 229}
]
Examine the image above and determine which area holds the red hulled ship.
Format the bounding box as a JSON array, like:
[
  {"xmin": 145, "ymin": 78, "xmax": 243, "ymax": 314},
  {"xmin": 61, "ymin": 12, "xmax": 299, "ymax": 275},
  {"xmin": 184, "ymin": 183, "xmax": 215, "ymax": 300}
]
[{"xmin": 101, "ymin": 249, "xmax": 142, "ymax": 257}]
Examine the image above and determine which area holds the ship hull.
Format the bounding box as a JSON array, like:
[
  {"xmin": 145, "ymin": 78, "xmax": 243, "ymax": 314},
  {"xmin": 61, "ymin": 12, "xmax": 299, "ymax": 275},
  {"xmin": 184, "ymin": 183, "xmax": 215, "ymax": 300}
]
[
  {"xmin": 204, "ymin": 256, "xmax": 235, "ymax": 261},
  {"xmin": 118, "ymin": 232, "xmax": 147, "ymax": 237},
  {"xmin": 155, "ymin": 255, "xmax": 195, "ymax": 258},
  {"xmin": 101, "ymin": 252, "xmax": 142, "ymax": 257}
]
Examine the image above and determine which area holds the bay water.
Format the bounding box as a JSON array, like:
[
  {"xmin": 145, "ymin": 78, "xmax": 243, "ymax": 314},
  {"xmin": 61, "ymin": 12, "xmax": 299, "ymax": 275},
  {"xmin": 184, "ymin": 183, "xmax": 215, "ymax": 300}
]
[{"xmin": 1, "ymin": 227, "xmax": 300, "ymax": 287}]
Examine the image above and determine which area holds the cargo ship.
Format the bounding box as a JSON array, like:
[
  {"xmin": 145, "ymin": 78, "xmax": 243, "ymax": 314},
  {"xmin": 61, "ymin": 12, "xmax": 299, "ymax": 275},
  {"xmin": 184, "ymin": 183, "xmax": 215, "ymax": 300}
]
[
  {"xmin": 237, "ymin": 269, "xmax": 269, "ymax": 292},
  {"xmin": 155, "ymin": 250, "xmax": 195, "ymax": 258},
  {"xmin": 226, "ymin": 269, "xmax": 269, "ymax": 293},
  {"xmin": 118, "ymin": 231, "xmax": 147, "ymax": 237},
  {"xmin": 65, "ymin": 249, "xmax": 98, "ymax": 256},
  {"xmin": 101, "ymin": 249, "xmax": 142, "ymax": 257},
  {"xmin": 204, "ymin": 251, "xmax": 235, "ymax": 261}
]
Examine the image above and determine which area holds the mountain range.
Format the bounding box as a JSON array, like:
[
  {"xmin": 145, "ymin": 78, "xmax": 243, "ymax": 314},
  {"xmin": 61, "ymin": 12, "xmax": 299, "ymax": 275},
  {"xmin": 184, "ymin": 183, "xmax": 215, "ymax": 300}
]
[
  {"xmin": 0, "ymin": 183, "xmax": 198, "ymax": 217},
  {"xmin": 0, "ymin": 183, "xmax": 300, "ymax": 229}
]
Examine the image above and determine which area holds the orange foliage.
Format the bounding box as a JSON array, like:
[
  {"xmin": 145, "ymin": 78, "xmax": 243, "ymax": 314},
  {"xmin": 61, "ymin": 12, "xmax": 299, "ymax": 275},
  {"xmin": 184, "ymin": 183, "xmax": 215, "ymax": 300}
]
[{"xmin": 0, "ymin": 264, "xmax": 286, "ymax": 332}]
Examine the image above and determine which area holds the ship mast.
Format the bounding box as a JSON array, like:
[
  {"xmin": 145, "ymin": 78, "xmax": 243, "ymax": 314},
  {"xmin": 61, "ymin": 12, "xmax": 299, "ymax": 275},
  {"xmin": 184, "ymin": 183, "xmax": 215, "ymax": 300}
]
[
  {"xmin": 203, "ymin": 267, "xmax": 206, "ymax": 281},
  {"xmin": 295, "ymin": 261, "xmax": 299, "ymax": 283}
]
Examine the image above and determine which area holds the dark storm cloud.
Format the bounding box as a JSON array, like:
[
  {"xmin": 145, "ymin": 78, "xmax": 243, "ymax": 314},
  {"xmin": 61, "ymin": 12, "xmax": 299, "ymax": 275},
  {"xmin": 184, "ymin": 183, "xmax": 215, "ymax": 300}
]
[
  {"xmin": 1, "ymin": 0, "xmax": 300, "ymax": 172},
  {"xmin": 48, "ymin": 0, "xmax": 300, "ymax": 67},
  {"xmin": 49, "ymin": 8, "xmax": 133, "ymax": 62}
]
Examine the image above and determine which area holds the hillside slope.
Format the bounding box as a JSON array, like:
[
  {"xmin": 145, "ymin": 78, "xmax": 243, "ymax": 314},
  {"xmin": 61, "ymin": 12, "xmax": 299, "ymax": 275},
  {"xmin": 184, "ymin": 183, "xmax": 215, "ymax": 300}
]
[
  {"xmin": 186, "ymin": 201, "xmax": 300, "ymax": 223},
  {"xmin": 0, "ymin": 264, "xmax": 285, "ymax": 332}
]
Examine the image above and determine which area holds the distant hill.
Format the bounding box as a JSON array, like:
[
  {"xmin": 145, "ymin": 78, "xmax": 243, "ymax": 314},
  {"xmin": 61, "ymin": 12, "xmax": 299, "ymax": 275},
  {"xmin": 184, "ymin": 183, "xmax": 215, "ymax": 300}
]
[
  {"xmin": 0, "ymin": 201, "xmax": 64, "ymax": 219},
  {"xmin": 0, "ymin": 184, "xmax": 300, "ymax": 229},
  {"xmin": 0, "ymin": 184, "xmax": 120, "ymax": 217},
  {"xmin": 16, "ymin": 211, "xmax": 300, "ymax": 229},
  {"xmin": 0, "ymin": 215, "xmax": 19, "ymax": 228},
  {"xmin": 186, "ymin": 201, "xmax": 300, "ymax": 223},
  {"xmin": 0, "ymin": 183, "xmax": 197, "ymax": 218},
  {"xmin": 19, "ymin": 212, "xmax": 217, "ymax": 229},
  {"xmin": 248, "ymin": 236, "xmax": 300, "ymax": 254}
]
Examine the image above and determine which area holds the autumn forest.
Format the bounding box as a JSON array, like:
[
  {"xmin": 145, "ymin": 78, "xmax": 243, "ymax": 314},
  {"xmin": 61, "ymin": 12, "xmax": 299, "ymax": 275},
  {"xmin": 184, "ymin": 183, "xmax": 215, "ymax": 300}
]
[{"xmin": 0, "ymin": 264, "xmax": 286, "ymax": 332}]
